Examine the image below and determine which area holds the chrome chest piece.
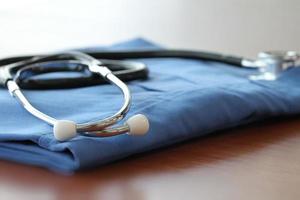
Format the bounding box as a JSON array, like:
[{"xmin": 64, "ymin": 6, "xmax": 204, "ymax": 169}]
[{"xmin": 245, "ymin": 51, "xmax": 300, "ymax": 80}]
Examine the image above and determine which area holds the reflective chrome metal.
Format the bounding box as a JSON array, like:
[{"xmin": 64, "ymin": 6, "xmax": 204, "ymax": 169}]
[
  {"xmin": 7, "ymin": 80, "xmax": 57, "ymax": 125},
  {"xmin": 7, "ymin": 51, "xmax": 133, "ymax": 137},
  {"xmin": 246, "ymin": 51, "xmax": 300, "ymax": 80},
  {"xmin": 82, "ymin": 124, "xmax": 130, "ymax": 137}
]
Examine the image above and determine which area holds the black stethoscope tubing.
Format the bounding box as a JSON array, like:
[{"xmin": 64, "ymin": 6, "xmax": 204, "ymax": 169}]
[
  {"xmin": 0, "ymin": 50, "xmax": 244, "ymax": 66},
  {"xmin": 0, "ymin": 50, "xmax": 245, "ymax": 89}
]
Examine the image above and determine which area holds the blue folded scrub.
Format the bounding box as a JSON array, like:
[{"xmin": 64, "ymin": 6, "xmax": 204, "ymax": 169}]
[{"xmin": 1, "ymin": 38, "xmax": 300, "ymax": 173}]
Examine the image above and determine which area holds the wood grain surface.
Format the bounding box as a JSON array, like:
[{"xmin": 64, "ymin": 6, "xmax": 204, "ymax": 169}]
[{"xmin": 0, "ymin": 117, "xmax": 300, "ymax": 200}]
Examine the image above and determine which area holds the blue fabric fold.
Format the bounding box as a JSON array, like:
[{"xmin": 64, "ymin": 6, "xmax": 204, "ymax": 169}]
[{"xmin": 1, "ymin": 38, "xmax": 300, "ymax": 173}]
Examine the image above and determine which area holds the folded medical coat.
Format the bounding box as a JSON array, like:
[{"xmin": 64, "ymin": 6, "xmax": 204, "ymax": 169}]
[{"xmin": 0, "ymin": 38, "xmax": 299, "ymax": 173}]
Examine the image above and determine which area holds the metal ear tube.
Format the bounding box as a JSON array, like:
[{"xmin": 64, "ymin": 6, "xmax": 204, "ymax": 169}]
[{"xmin": 6, "ymin": 51, "xmax": 150, "ymax": 142}]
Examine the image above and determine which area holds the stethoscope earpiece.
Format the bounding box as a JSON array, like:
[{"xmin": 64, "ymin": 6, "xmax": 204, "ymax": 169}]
[
  {"xmin": 54, "ymin": 120, "xmax": 77, "ymax": 141},
  {"xmin": 126, "ymin": 114, "xmax": 150, "ymax": 136}
]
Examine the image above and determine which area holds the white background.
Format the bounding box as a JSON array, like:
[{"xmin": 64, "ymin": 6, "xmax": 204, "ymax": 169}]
[{"xmin": 0, "ymin": 0, "xmax": 299, "ymax": 58}]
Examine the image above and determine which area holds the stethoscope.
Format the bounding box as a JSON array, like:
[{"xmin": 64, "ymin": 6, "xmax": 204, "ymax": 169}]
[{"xmin": 0, "ymin": 49, "xmax": 299, "ymax": 142}]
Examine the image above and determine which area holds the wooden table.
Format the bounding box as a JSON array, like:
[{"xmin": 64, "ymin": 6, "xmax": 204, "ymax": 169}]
[{"xmin": 0, "ymin": 117, "xmax": 300, "ymax": 200}]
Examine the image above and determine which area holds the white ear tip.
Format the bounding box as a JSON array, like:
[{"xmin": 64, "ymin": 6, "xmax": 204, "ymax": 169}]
[
  {"xmin": 126, "ymin": 114, "xmax": 149, "ymax": 136},
  {"xmin": 53, "ymin": 120, "xmax": 77, "ymax": 141}
]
